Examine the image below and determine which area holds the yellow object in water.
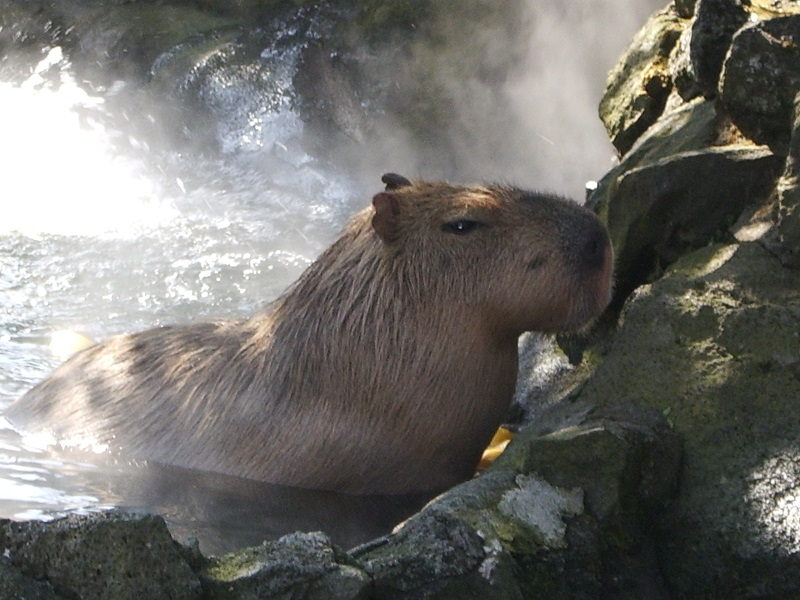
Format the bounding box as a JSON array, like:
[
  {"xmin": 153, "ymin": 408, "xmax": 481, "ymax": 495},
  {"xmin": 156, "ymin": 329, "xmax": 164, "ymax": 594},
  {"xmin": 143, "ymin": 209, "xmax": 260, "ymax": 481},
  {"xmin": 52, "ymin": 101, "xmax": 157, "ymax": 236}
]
[
  {"xmin": 49, "ymin": 330, "xmax": 95, "ymax": 360},
  {"xmin": 477, "ymin": 426, "xmax": 515, "ymax": 471}
]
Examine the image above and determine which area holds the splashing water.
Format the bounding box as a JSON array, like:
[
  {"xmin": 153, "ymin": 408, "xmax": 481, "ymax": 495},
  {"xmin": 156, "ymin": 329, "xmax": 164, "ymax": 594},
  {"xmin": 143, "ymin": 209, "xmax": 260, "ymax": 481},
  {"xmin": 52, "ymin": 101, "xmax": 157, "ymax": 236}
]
[
  {"xmin": 0, "ymin": 48, "xmax": 178, "ymax": 238},
  {"xmin": 0, "ymin": 30, "xmax": 371, "ymax": 552}
]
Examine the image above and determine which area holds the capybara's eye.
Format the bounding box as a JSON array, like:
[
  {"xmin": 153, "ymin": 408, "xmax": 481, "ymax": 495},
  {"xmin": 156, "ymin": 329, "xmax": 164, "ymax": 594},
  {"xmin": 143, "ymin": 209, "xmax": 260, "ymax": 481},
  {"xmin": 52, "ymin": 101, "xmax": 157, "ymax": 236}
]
[{"xmin": 441, "ymin": 220, "xmax": 482, "ymax": 235}]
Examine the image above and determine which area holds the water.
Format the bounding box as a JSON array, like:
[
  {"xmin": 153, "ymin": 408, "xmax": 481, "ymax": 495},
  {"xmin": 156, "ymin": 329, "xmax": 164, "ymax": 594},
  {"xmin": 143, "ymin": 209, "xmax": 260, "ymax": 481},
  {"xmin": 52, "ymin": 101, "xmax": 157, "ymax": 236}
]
[
  {"xmin": 0, "ymin": 48, "xmax": 397, "ymax": 554},
  {"xmin": 0, "ymin": 0, "xmax": 665, "ymax": 555}
]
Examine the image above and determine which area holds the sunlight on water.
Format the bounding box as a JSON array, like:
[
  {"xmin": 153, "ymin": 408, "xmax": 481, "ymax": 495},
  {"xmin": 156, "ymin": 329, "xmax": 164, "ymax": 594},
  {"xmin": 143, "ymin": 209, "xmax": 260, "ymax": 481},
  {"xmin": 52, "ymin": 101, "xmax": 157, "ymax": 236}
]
[
  {"xmin": 0, "ymin": 477, "xmax": 99, "ymax": 516},
  {"xmin": 0, "ymin": 418, "xmax": 102, "ymax": 520},
  {"xmin": 48, "ymin": 330, "xmax": 95, "ymax": 360},
  {"xmin": 0, "ymin": 48, "xmax": 177, "ymax": 238},
  {"xmin": 0, "ymin": 43, "xmax": 361, "ymax": 552}
]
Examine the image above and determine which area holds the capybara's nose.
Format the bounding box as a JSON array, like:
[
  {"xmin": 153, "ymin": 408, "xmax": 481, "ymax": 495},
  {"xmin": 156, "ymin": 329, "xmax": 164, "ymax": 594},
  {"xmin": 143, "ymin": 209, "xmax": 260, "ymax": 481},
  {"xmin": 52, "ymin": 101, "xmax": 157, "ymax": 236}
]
[{"xmin": 579, "ymin": 221, "xmax": 611, "ymax": 271}]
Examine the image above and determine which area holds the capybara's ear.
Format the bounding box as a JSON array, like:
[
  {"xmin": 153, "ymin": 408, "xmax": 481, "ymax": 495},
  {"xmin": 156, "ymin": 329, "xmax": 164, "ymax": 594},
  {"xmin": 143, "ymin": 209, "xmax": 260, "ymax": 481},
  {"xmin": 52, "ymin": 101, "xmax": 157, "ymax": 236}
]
[
  {"xmin": 372, "ymin": 192, "xmax": 401, "ymax": 243},
  {"xmin": 381, "ymin": 173, "xmax": 412, "ymax": 191}
]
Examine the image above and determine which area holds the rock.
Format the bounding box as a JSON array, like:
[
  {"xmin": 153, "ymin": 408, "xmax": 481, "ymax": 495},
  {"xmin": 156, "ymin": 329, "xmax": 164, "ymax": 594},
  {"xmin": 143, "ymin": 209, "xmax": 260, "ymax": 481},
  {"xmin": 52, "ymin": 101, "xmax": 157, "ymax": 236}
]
[
  {"xmin": 575, "ymin": 242, "xmax": 800, "ymax": 598},
  {"xmin": 293, "ymin": 39, "xmax": 370, "ymax": 151},
  {"xmin": 674, "ymin": 0, "xmax": 696, "ymax": 19},
  {"xmin": 759, "ymin": 92, "xmax": 800, "ymax": 267},
  {"xmin": 668, "ymin": 23, "xmax": 700, "ymax": 100},
  {"xmin": 720, "ymin": 15, "xmax": 800, "ymax": 153},
  {"xmin": 0, "ymin": 559, "xmax": 65, "ymax": 600},
  {"xmin": 617, "ymin": 96, "xmax": 720, "ymax": 166},
  {"xmin": 358, "ymin": 510, "xmax": 492, "ymax": 599},
  {"xmin": 0, "ymin": 512, "xmax": 202, "ymax": 600},
  {"xmin": 62, "ymin": 4, "xmax": 238, "ymax": 85},
  {"xmin": 0, "ymin": 2, "xmax": 72, "ymax": 83},
  {"xmin": 748, "ymin": 0, "xmax": 800, "ymax": 19},
  {"xmin": 200, "ymin": 531, "xmax": 370, "ymax": 600},
  {"xmin": 772, "ymin": 177, "xmax": 800, "ymax": 266},
  {"xmin": 672, "ymin": 0, "xmax": 749, "ymax": 100},
  {"xmin": 591, "ymin": 0, "xmax": 800, "ymax": 312},
  {"xmin": 592, "ymin": 140, "xmax": 783, "ymax": 306},
  {"xmin": 355, "ymin": 405, "xmax": 680, "ymax": 599},
  {"xmin": 519, "ymin": 405, "xmax": 681, "ymax": 523},
  {"xmin": 599, "ymin": 8, "xmax": 684, "ymax": 156}
]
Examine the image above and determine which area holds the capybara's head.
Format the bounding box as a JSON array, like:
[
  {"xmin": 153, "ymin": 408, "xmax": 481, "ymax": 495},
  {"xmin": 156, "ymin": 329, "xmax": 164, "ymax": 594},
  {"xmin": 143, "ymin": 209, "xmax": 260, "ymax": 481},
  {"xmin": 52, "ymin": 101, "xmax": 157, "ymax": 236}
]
[{"xmin": 369, "ymin": 174, "xmax": 613, "ymax": 338}]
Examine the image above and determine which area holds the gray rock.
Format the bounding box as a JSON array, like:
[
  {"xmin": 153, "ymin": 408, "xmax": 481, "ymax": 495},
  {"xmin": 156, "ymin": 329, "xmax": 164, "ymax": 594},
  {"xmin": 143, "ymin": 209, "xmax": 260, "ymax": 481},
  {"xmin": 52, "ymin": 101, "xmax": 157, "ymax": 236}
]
[
  {"xmin": 762, "ymin": 87, "xmax": 800, "ymax": 267},
  {"xmin": 0, "ymin": 512, "xmax": 201, "ymax": 600},
  {"xmin": 520, "ymin": 405, "xmax": 681, "ymax": 523},
  {"xmin": 720, "ymin": 15, "xmax": 800, "ymax": 153},
  {"xmin": 669, "ymin": 22, "xmax": 702, "ymax": 100},
  {"xmin": 359, "ymin": 511, "xmax": 492, "ymax": 599},
  {"xmin": 748, "ymin": 0, "xmax": 800, "ymax": 19},
  {"xmin": 674, "ymin": 0, "xmax": 749, "ymax": 100},
  {"xmin": 578, "ymin": 241, "xmax": 800, "ymax": 598},
  {"xmin": 200, "ymin": 531, "xmax": 370, "ymax": 600},
  {"xmin": 774, "ymin": 175, "xmax": 800, "ymax": 267},
  {"xmin": 613, "ymin": 96, "xmax": 719, "ymax": 168},
  {"xmin": 0, "ymin": 559, "xmax": 66, "ymax": 600},
  {"xmin": 599, "ymin": 8, "xmax": 684, "ymax": 155},
  {"xmin": 674, "ymin": 0, "xmax": 696, "ymax": 18},
  {"xmin": 592, "ymin": 141, "xmax": 783, "ymax": 306}
]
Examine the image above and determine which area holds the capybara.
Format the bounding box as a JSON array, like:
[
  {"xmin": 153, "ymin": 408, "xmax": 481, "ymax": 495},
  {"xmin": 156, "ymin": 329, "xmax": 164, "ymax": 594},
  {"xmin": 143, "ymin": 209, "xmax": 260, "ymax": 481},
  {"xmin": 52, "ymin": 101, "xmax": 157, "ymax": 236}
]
[{"xmin": 6, "ymin": 174, "xmax": 613, "ymax": 495}]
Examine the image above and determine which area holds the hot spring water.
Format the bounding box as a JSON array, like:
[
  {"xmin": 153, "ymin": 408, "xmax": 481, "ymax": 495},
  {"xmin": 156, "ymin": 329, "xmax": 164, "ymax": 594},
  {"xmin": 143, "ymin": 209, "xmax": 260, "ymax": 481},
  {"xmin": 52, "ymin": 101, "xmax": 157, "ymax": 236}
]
[{"xmin": 0, "ymin": 1, "xmax": 663, "ymax": 554}]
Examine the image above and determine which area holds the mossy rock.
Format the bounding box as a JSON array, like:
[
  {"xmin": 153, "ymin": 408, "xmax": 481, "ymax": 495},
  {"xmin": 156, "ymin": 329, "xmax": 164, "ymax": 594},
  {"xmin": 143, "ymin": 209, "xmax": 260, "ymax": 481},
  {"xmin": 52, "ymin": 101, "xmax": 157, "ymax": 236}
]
[
  {"xmin": 578, "ymin": 241, "xmax": 800, "ymax": 598},
  {"xmin": 0, "ymin": 513, "xmax": 201, "ymax": 600},
  {"xmin": 599, "ymin": 7, "xmax": 684, "ymax": 155}
]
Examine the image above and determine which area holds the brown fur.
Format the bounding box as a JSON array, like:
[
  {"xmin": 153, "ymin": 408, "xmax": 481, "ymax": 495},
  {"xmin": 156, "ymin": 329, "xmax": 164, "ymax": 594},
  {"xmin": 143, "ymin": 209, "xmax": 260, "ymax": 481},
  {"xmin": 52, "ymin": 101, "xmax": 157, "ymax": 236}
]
[{"xmin": 5, "ymin": 176, "xmax": 613, "ymax": 495}]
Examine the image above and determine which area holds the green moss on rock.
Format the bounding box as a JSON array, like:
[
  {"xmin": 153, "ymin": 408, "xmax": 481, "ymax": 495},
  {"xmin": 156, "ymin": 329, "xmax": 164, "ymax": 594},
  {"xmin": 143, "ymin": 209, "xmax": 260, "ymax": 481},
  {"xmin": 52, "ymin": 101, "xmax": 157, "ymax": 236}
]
[
  {"xmin": 201, "ymin": 531, "xmax": 369, "ymax": 600},
  {"xmin": 577, "ymin": 241, "xmax": 800, "ymax": 597},
  {"xmin": 0, "ymin": 513, "xmax": 201, "ymax": 600}
]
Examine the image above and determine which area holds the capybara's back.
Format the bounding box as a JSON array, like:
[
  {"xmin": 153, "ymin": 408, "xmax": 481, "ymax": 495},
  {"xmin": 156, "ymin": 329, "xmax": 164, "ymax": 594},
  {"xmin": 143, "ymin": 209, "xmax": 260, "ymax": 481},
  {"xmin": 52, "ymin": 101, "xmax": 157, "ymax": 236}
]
[{"xmin": 6, "ymin": 174, "xmax": 613, "ymax": 495}]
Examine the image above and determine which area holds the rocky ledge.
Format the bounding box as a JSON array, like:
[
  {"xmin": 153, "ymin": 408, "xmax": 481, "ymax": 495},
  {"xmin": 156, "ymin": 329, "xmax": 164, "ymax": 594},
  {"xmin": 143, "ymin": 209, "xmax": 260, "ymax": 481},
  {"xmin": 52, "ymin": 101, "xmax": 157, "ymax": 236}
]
[{"xmin": 0, "ymin": 403, "xmax": 680, "ymax": 599}]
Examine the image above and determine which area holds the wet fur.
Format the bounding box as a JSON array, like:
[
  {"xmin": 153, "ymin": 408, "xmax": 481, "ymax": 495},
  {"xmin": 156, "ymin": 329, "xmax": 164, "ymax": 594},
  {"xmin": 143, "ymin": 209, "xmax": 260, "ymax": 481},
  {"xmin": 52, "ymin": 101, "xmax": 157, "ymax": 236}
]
[{"xmin": 6, "ymin": 178, "xmax": 613, "ymax": 495}]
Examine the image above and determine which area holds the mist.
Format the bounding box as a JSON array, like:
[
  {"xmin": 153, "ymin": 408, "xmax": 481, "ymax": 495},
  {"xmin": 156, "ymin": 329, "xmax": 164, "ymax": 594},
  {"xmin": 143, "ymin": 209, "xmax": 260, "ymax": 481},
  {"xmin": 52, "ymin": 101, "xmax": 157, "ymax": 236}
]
[
  {"xmin": 0, "ymin": 0, "xmax": 669, "ymax": 239},
  {"xmin": 347, "ymin": 0, "xmax": 667, "ymax": 200}
]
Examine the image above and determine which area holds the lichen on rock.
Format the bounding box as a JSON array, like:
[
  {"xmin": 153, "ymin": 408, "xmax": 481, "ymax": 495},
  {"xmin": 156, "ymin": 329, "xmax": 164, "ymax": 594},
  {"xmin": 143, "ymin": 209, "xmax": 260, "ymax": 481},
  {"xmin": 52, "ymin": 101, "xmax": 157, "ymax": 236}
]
[{"xmin": 497, "ymin": 475, "xmax": 583, "ymax": 548}]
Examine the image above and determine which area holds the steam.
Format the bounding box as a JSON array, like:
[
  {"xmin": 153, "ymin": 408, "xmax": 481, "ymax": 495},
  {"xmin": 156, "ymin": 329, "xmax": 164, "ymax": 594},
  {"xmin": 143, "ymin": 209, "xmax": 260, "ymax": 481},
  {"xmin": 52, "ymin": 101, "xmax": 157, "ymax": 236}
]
[
  {"xmin": 357, "ymin": 0, "xmax": 666, "ymax": 200},
  {"xmin": 0, "ymin": 2, "xmax": 666, "ymax": 238},
  {"xmin": 503, "ymin": 1, "xmax": 666, "ymax": 194}
]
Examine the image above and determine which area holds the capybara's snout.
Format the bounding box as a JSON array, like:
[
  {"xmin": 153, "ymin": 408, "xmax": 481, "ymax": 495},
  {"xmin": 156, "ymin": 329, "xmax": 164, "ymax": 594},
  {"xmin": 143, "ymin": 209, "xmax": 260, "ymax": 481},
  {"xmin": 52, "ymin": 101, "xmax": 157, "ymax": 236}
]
[
  {"xmin": 578, "ymin": 218, "xmax": 612, "ymax": 273},
  {"xmin": 555, "ymin": 205, "xmax": 612, "ymax": 273},
  {"xmin": 570, "ymin": 212, "xmax": 614, "ymax": 321},
  {"xmin": 541, "ymin": 203, "xmax": 614, "ymax": 331}
]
